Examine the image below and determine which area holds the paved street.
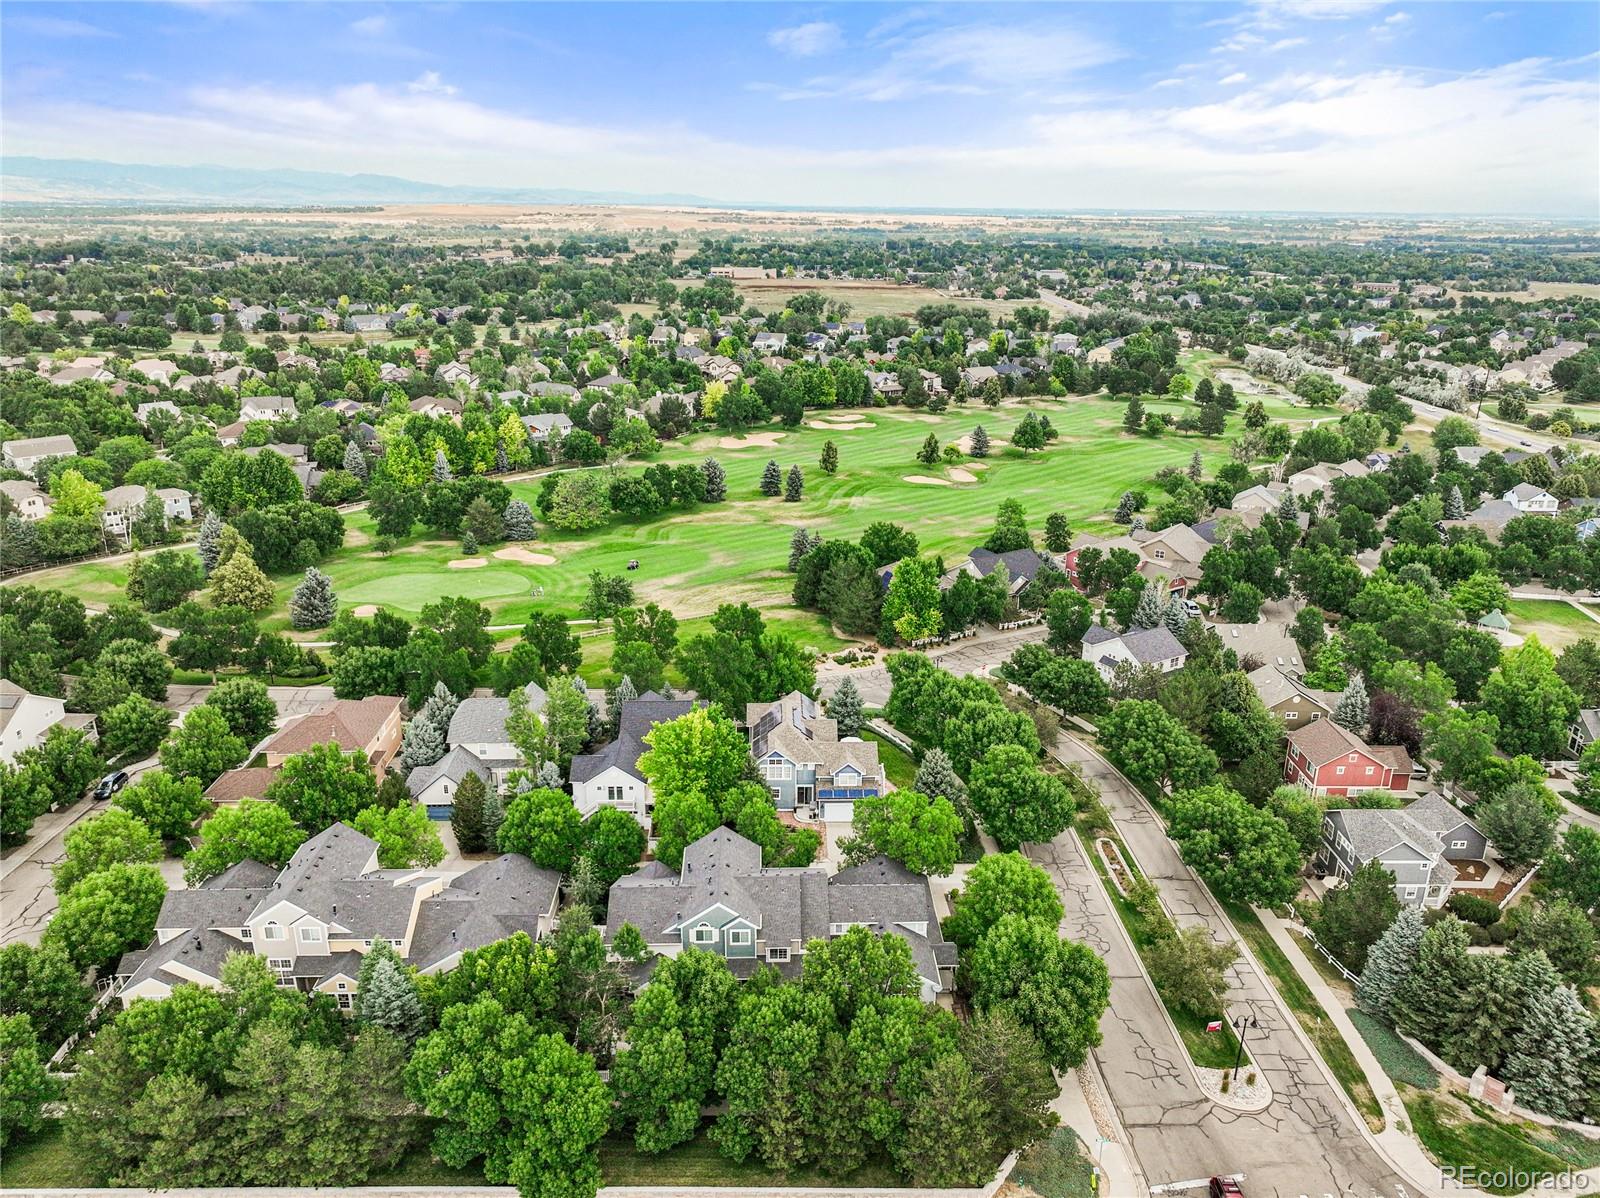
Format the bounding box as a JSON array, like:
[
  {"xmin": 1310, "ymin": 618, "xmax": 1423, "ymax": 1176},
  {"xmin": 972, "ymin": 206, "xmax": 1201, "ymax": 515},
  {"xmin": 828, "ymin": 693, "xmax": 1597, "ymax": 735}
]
[{"xmin": 1047, "ymin": 733, "xmax": 1420, "ymax": 1198}]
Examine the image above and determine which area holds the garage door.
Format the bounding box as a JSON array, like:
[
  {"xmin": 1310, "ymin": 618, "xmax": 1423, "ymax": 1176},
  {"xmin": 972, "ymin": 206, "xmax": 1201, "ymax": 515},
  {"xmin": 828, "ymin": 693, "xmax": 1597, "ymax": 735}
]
[
  {"xmin": 821, "ymin": 800, "xmax": 854, "ymax": 822},
  {"xmin": 426, "ymin": 804, "xmax": 453, "ymax": 821}
]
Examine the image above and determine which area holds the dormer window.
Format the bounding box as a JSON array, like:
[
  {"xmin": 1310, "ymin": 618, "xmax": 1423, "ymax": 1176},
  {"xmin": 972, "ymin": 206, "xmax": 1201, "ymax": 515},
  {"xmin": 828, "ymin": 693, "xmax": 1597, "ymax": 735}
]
[
  {"xmin": 727, "ymin": 929, "xmax": 752, "ymax": 947},
  {"xmin": 691, "ymin": 925, "xmax": 717, "ymax": 945},
  {"xmin": 298, "ymin": 927, "xmax": 323, "ymax": 943}
]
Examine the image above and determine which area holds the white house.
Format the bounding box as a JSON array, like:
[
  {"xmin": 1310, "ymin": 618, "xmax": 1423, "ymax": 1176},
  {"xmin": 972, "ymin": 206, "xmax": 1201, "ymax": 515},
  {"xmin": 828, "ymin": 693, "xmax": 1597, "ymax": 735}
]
[
  {"xmin": 1502, "ymin": 483, "xmax": 1558, "ymax": 515},
  {"xmin": 0, "ymin": 480, "xmax": 52, "ymax": 521},
  {"xmin": 238, "ymin": 395, "xmax": 296, "ymax": 423},
  {"xmin": 0, "ymin": 680, "xmax": 96, "ymax": 764},
  {"xmin": 570, "ymin": 696, "xmax": 695, "ymax": 828},
  {"xmin": 135, "ymin": 400, "xmax": 183, "ymax": 426},
  {"xmin": 130, "ymin": 359, "xmax": 180, "ymax": 385},
  {"xmin": 2, "ymin": 435, "xmax": 77, "ymax": 474},
  {"xmin": 1081, "ymin": 624, "xmax": 1189, "ymax": 682}
]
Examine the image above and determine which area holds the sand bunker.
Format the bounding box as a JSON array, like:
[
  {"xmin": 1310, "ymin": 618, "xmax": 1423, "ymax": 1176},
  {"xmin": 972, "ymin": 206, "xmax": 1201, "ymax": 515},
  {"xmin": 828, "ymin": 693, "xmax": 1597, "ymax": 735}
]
[
  {"xmin": 718, "ymin": 431, "xmax": 785, "ymax": 449},
  {"xmin": 967, "ymin": 461, "xmax": 990, "ymax": 470},
  {"xmin": 954, "ymin": 433, "xmax": 1006, "ymax": 454},
  {"xmin": 494, "ymin": 546, "xmax": 558, "ymax": 566},
  {"xmin": 903, "ymin": 474, "xmax": 953, "ymax": 486},
  {"xmin": 352, "ymin": 604, "xmax": 380, "ymax": 617},
  {"xmin": 947, "ymin": 468, "xmax": 977, "ymax": 483},
  {"xmin": 808, "ymin": 420, "xmax": 873, "ymax": 431},
  {"xmin": 447, "ymin": 557, "xmax": 489, "ymax": 569}
]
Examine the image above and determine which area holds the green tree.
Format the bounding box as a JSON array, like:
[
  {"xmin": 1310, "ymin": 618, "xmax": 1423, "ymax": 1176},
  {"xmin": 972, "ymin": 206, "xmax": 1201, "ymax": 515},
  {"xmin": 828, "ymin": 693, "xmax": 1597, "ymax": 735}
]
[
  {"xmin": 968, "ymin": 744, "xmax": 1075, "ymax": 851},
  {"xmin": 1478, "ymin": 637, "xmax": 1579, "ymax": 760},
  {"xmin": 959, "ymin": 1009, "xmax": 1060, "ymax": 1155},
  {"xmin": 53, "ymin": 809, "xmax": 162, "ymax": 896},
  {"xmin": 880, "ymin": 556, "xmax": 944, "ymax": 644},
  {"xmin": 943, "ymin": 852, "xmax": 1064, "ymax": 950},
  {"xmin": 354, "ymin": 802, "xmax": 445, "ymax": 868},
  {"xmin": 288, "ymin": 567, "xmax": 337, "ymax": 630},
  {"xmin": 819, "ymin": 440, "xmax": 838, "ymax": 474},
  {"xmin": 204, "ymin": 678, "xmax": 278, "ymax": 746},
  {"xmin": 158, "ymin": 705, "xmax": 246, "ymax": 785},
  {"xmin": 353, "ymin": 941, "xmax": 431, "ymax": 1043},
  {"xmin": 184, "ymin": 799, "xmax": 308, "ymax": 885},
  {"xmin": 125, "ymin": 549, "xmax": 204, "ymax": 613},
  {"xmin": 0, "ymin": 941, "xmax": 94, "ymax": 1050},
  {"xmin": 1501, "ymin": 978, "xmax": 1596, "ymax": 1119},
  {"xmin": 424, "ymin": 932, "xmax": 559, "ymax": 1024},
  {"xmin": 405, "ymin": 997, "xmax": 611, "ymax": 1198},
  {"xmin": 1167, "ymin": 783, "xmax": 1303, "ymax": 906},
  {"xmin": 965, "ymin": 914, "xmax": 1110, "ymax": 1070},
  {"xmin": 265, "ymin": 744, "xmax": 376, "ymax": 832},
  {"xmin": 1146, "ymin": 926, "xmax": 1238, "ymax": 1018},
  {"xmin": 760, "ymin": 459, "xmax": 782, "ymax": 496},
  {"xmin": 113, "ymin": 771, "xmax": 209, "ymax": 841},
  {"xmin": 99, "ymin": 693, "xmax": 173, "ymax": 761},
  {"xmin": 1356, "ymin": 906, "xmax": 1426, "ymax": 1021},
  {"xmin": 1044, "ymin": 589, "xmax": 1093, "ymax": 654},
  {"xmin": 1098, "ymin": 700, "xmax": 1218, "ymax": 794},
  {"xmin": 1308, "ymin": 859, "xmax": 1401, "ymax": 973},
  {"xmin": 450, "ymin": 771, "xmax": 490, "ymax": 854},
  {"xmin": 841, "ymin": 789, "xmax": 962, "ymax": 875},
  {"xmin": 208, "ymin": 545, "xmax": 275, "ymax": 612},
  {"xmin": 1475, "ymin": 783, "xmax": 1558, "ymax": 867},
  {"xmin": 497, "ymin": 788, "xmax": 583, "ymax": 871},
  {"xmin": 825, "ymin": 677, "xmax": 864, "ymax": 737},
  {"xmin": 801, "ymin": 924, "xmax": 921, "ymax": 1024},
  {"xmin": 1544, "ymin": 825, "xmax": 1600, "ymax": 911},
  {"xmin": 1392, "ymin": 916, "xmax": 1477, "ymax": 1051},
  {"xmin": 45, "ymin": 862, "xmax": 166, "ymax": 970},
  {"xmin": 984, "ymin": 498, "xmax": 1031, "ymax": 553},
  {"xmin": 1511, "ymin": 899, "xmax": 1600, "ymax": 988},
  {"xmin": 0, "ymin": 1014, "xmax": 51, "ymax": 1149},
  {"xmin": 580, "ymin": 807, "xmax": 646, "ymax": 887},
  {"xmin": 900, "ymin": 1052, "xmax": 993, "ymax": 1186}
]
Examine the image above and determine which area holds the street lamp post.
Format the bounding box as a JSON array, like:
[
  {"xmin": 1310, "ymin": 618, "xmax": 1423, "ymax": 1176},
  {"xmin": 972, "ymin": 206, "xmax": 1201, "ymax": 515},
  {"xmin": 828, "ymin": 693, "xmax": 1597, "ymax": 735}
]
[{"xmin": 1231, "ymin": 1012, "xmax": 1258, "ymax": 1082}]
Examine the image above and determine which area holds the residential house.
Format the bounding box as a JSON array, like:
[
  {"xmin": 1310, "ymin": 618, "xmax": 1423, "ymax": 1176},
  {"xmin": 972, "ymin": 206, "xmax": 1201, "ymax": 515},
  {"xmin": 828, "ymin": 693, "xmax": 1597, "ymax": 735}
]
[
  {"xmin": 1246, "ymin": 664, "xmax": 1337, "ymax": 728},
  {"xmin": 960, "ymin": 364, "xmax": 999, "ymax": 389},
  {"xmin": 1050, "ymin": 332, "xmax": 1080, "ymax": 354},
  {"xmin": 214, "ymin": 421, "xmax": 247, "ymax": 447},
  {"xmin": 522, "ymin": 412, "xmax": 574, "ymax": 444},
  {"xmin": 1085, "ymin": 336, "xmax": 1126, "ymax": 364},
  {"xmin": 435, "ymin": 362, "xmax": 478, "ymax": 390},
  {"xmin": 239, "ymin": 395, "xmax": 296, "ymax": 423},
  {"xmin": 116, "ymin": 823, "xmax": 561, "ymax": 1002},
  {"xmin": 260, "ymin": 696, "xmax": 404, "ymax": 776},
  {"xmin": 1229, "ymin": 484, "xmax": 1288, "ymax": 516},
  {"xmin": 378, "ymin": 362, "xmax": 413, "ymax": 384},
  {"xmin": 1568, "ymin": 709, "xmax": 1600, "ymax": 756},
  {"xmin": 751, "ymin": 331, "xmax": 788, "ymax": 354},
  {"xmin": 605, "ymin": 828, "xmax": 956, "ymax": 999},
  {"xmin": 130, "ymin": 359, "xmax": 180, "ymax": 384},
  {"xmin": 1501, "ymin": 483, "xmax": 1558, "ymax": 515},
  {"xmin": 47, "ymin": 365, "xmax": 114, "ymax": 387},
  {"xmin": 204, "ymin": 767, "xmax": 281, "ymax": 807},
  {"xmin": 101, "ymin": 485, "xmax": 154, "ymax": 539},
  {"xmin": 405, "ymin": 692, "xmax": 542, "ymax": 818},
  {"xmin": 410, "ymin": 395, "xmax": 464, "ymax": 420},
  {"xmin": 1285, "ymin": 719, "xmax": 1411, "ymax": 797},
  {"xmin": 0, "ymin": 680, "xmax": 97, "ymax": 763},
  {"xmin": 649, "ymin": 324, "xmax": 677, "ymax": 348},
  {"xmin": 0, "ymin": 480, "xmax": 52, "ymax": 521},
  {"xmin": 1081, "ymin": 625, "xmax": 1188, "ymax": 681},
  {"xmin": 746, "ymin": 691, "xmax": 882, "ymax": 822},
  {"xmin": 1449, "ymin": 498, "xmax": 1521, "ymax": 540},
  {"xmin": 2, "ymin": 435, "xmax": 77, "ymax": 473},
  {"xmin": 135, "ymin": 400, "xmax": 183, "ymax": 426},
  {"xmin": 570, "ymin": 696, "xmax": 696, "ymax": 828},
  {"xmin": 867, "ymin": 371, "xmax": 904, "ymax": 400},
  {"xmin": 345, "ymin": 313, "xmax": 391, "ymax": 335},
  {"xmin": 948, "ymin": 546, "xmax": 1053, "ymax": 598},
  {"xmin": 1317, "ymin": 796, "xmax": 1487, "ymax": 908}
]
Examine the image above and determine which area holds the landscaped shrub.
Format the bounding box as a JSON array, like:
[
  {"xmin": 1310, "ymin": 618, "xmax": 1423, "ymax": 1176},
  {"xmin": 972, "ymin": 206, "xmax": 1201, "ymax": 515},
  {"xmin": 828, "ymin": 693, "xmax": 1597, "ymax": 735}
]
[
  {"xmin": 1445, "ymin": 893, "xmax": 1502, "ymax": 928},
  {"xmin": 1346, "ymin": 1007, "xmax": 1439, "ymax": 1090}
]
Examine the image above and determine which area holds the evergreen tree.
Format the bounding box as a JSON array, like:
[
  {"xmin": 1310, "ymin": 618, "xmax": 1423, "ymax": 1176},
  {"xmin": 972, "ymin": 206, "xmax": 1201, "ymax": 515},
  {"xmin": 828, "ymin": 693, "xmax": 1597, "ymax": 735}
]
[
  {"xmin": 1122, "ymin": 395, "xmax": 1146, "ymax": 433},
  {"xmin": 536, "ymin": 760, "xmax": 564, "ymax": 790},
  {"xmin": 1163, "ymin": 596, "xmax": 1190, "ymax": 637},
  {"xmin": 1131, "ymin": 582, "xmax": 1165, "ymax": 630},
  {"xmin": 461, "ymin": 530, "xmax": 479, "ymax": 554},
  {"xmin": 1043, "ymin": 511, "xmax": 1071, "ymax": 553},
  {"xmin": 760, "ymin": 460, "xmax": 782, "ymax": 497},
  {"xmin": 1195, "ymin": 378, "xmax": 1215, "ymax": 406},
  {"xmin": 784, "ymin": 465, "xmax": 804, "ymax": 503},
  {"xmin": 1188, "ymin": 450, "xmax": 1203, "ymax": 481},
  {"xmin": 819, "ymin": 440, "xmax": 839, "ymax": 474},
  {"xmin": 1113, "ymin": 491, "xmax": 1138, "ymax": 524},
  {"xmin": 342, "ymin": 441, "xmax": 368, "ymax": 481},
  {"xmin": 1502, "ymin": 977, "xmax": 1596, "ymax": 1118},
  {"xmin": 481, "ymin": 791, "xmax": 506, "ymax": 850},
  {"xmin": 917, "ymin": 433, "xmax": 941, "ymax": 465},
  {"xmin": 1278, "ymin": 490, "xmax": 1300, "ymax": 523},
  {"xmin": 1441, "ymin": 956, "xmax": 1517, "ymax": 1074},
  {"xmin": 495, "ymin": 442, "xmax": 510, "ymax": 473},
  {"xmin": 1443, "ymin": 484, "xmax": 1466, "ymax": 521},
  {"xmin": 196, "ymin": 510, "xmax": 224, "ymax": 576},
  {"xmin": 1129, "ymin": 515, "xmax": 1146, "ymax": 532},
  {"xmin": 913, "ymin": 748, "xmax": 971, "ymax": 827},
  {"xmin": 431, "ymin": 449, "xmax": 452, "ymax": 483},
  {"xmin": 1393, "ymin": 916, "xmax": 1477, "ymax": 1050},
  {"xmin": 899, "ymin": 1053, "xmax": 993, "ymax": 1186},
  {"xmin": 450, "ymin": 771, "xmax": 488, "ymax": 853},
  {"xmin": 702, "ymin": 457, "xmax": 727, "ymax": 502},
  {"xmin": 288, "ymin": 567, "xmax": 337, "ymax": 630},
  {"xmin": 353, "ymin": 942, "xmax": 429, "ymax": 1042},
  {"xmin": 827, "ymin": 677, "xmax": 864, "ymax": 738},
  {"xmin": 0, "ymin": 515, "xmax": 40, "ymax": 569},
  {"xmin": 1333, "ymin": 672, "xmax": 1370, "ymax": 734},
  {"xmin": 503, "ymin": 500, "xmax": 536, "ymax": 541},
  {"xmin": 807, "ymin": 1032, "xmax": 868, "ymax": 1176},
  {"xmin": 1357, "ymin": 906, "xmax": 1425, "ymax": 1021},
  {"xmin": 970, "ymin": 425, "xmax": 990, "ymax": 458},
  {"xmin": 418, "ymin": 682, "xmax": 460, "ymax": 735},
  {"xmin": 398, "ymin": 713, "xmax": 446, "ymax": 771},
  {"xmin": 788, "ymin": 528, "xmax": 814, "ymax": 572}
]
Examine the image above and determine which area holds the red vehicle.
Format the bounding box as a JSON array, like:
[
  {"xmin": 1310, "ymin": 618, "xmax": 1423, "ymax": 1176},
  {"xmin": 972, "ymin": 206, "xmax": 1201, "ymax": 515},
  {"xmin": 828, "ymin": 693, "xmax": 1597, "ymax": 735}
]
[{"xmin": 1209, "ymin": 1178, "xmax": 1244, "ymax": 1198}]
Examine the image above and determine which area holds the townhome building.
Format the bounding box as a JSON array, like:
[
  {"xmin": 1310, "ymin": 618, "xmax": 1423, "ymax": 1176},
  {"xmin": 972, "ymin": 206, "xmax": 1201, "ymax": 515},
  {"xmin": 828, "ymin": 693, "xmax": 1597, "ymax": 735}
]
[
  {"xmin": 1317, "ymin": 795, "xmax": 1487, "ymax": 908},
  {"xmin": 746, "ymin": 691, "xmax": 882, "ymax": 822},
  {"xmin": 1285, "ymin": 719, "xmax": 1412, "ymax": 797}
]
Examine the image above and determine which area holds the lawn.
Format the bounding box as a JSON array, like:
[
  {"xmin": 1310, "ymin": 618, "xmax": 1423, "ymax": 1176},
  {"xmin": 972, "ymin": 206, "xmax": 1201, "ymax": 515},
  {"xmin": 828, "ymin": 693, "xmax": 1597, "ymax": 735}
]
[
  {"xmin": 1399, "ymin": 1085, "xmax": 1600, "ymax": 1196},
  {"xmin": 1346, "ymin": 1008, "xmax": 1439, "ymax": 1090},
  {"xmin": 1505, "ymin": 598, "xmax": 1600, "ymax": 650},
  {"xmin": 10, "ymin": 391, "xmax": 1330, "ymax": 641},
  {"xmin": 0, "ymin": 1122, "xmax": 94, "ymax": 1189},
  {"xmin": 864, "ymin": 727, "xmax": 918, "ymax": 790},
  {"xmin": 1223, "ymin": 902, "xmax": 1384, "ymax": 1130}
]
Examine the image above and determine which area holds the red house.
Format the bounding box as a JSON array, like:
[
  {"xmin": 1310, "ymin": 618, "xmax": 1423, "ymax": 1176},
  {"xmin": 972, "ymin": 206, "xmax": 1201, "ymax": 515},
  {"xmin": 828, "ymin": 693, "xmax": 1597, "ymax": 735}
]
[{"xmin": 1285, "ymin": 719, "xmax": 1412, "ymax": 797}]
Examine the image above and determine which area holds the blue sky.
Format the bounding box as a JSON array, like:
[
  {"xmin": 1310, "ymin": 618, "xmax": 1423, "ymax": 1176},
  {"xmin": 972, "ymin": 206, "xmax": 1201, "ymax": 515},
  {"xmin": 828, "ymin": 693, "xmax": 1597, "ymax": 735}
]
[{"xmin": 3, "ymin": 1, "xmax": 1597, "ymax": 215}]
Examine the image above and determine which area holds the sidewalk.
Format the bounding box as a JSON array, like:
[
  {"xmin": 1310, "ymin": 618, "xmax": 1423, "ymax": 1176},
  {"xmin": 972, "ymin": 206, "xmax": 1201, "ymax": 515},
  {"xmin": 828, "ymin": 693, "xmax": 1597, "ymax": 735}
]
[{"xmin": 1052, "ymin": 1056, "xmax": 1148, "ymax": 1198}]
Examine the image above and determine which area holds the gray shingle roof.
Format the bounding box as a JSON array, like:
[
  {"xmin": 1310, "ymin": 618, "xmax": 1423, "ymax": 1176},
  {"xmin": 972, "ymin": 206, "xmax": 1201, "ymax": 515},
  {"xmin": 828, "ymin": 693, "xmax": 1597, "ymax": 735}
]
[
  {"xmin": 407, "ymin": 854, "xmax": 560, "ymax": 971},
  {"xmin": 1118, "ymin": 625, "xmax": 1187, "ymax": 664},
  {"xmin": 447, "ymin": 697, "xmax": 512, "ymax": 746},
  {"xmin": 405, "ymin": 745, "xmax": 517, "ymax": 798},
  {"xmin": 569, "ymin": 698, "xmax": 695, "ymax": 785}
]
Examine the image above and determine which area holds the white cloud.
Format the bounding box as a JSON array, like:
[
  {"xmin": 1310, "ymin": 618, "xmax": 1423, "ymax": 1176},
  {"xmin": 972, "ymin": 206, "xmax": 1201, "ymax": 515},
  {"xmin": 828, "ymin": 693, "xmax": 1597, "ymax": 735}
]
[
  {"xmin": 1267, "ymin": 37, "xmax": 1309, "ymax": 51},
  {"xmin": 1220, "ymin": 72, "xmax": 1249, "ymax": 85},
  {"xmin": 350, "ymin": 14, "xmax": 390, "ymax": 36},
  {"xmin": 7, "ymin": 15, "xmax": 116, "ymax": 38},
  {"xmin": 767, "ymin": 21, "xmax": 841, "ymax": 58},
  {"xmin": 1384, "ymin": 11, "xmax": 1411, "ymax": 24},
  {"xmin": 1152, "ymin": 78, "xmax": 1186, "ymax": 89},
  {"xmin": 405, "ymin": 71, "xmax": 456, "ymax": 96},
  {"xmin": 3, "ymin": 58, "xmax": 1593, "ymax": 217}
]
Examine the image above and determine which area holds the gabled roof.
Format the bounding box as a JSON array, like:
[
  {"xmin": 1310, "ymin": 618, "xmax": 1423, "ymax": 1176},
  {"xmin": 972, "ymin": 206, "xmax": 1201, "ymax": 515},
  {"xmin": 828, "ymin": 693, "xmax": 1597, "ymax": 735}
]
[
  {"xmin": 1287, "ymin": 718, "xmax": 1408, "ymax": 771},
  {"xmin": 447, "ymin": 697, "xmax": 512, "ymax": 746},
  {"xmin": 967, "ymin": 546, "xmax": 1051, "ymax": 586},
  {"xmin": 263, "ymin": 696, "xmax": 402, "ymax": 757},
  {"xmin": 569, "ymin": 698, "xmax": 696, "ymax": 785},
  {"xmin": 3, "ymin": 434, "xmax": 76, "ymax": 459}
]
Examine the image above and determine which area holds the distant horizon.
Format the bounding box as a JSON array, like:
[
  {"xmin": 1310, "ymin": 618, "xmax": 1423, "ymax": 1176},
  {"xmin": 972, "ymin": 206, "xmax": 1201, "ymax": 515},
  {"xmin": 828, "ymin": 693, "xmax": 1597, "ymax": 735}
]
[
  {"xmin": 3, "ymin": 1, "xmax": 1596, "ymax": 218},
  {"xmin": 6, "ymin": 155, "xmax": 1600, "ymax": 226}
]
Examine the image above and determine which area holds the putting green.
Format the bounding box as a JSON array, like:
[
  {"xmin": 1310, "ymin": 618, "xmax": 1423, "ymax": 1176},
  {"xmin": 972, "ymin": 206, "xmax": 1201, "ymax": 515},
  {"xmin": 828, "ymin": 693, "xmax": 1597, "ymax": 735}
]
[{"xmin": 341, "ymin": 568, "xmax": 532, "ymax": 609}]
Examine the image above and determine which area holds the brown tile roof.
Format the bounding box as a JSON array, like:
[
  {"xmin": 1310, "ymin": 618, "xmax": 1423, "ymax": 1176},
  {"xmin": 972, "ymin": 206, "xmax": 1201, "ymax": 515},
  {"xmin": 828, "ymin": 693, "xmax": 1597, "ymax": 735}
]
[
  {"xmin": 263, "ymin": 696, "xmax": 401, "ymax": 756},
  {"xmin": 204, "ymin": 766, "xmax": 280, "ymax": 804}
]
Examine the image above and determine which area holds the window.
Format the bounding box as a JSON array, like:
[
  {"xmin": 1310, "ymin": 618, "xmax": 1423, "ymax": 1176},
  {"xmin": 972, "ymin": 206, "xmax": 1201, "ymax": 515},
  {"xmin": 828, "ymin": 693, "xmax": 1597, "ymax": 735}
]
[
  {"xmin": 1364, "ymin": 766, "xmax": 1374, "ymax": 775},
  {"xmin": 337, "ymin": 993, "xmax": 352, "ymax": 1010},
  {"xmin": 1284, "ymin": 711, "xmax": 1298, "ymax": 722},
  {"xmin": 239, "ymin": 928, "xmax": 252, "ymax": 940},
  {"xmin": 298, "ymin": 927, "xmax": 323, "ymax": 943},
  {"xmin": 263, "ymin": 923, "xmax": 285, "ymax": 941},
  {"xmin": 763, "ymin": 760, "xmax": 793, "ymax": 782},
  {"xmin": 1347, "ymin": 753, "xmax": 1358, "ymax": 762},
  {"xmin": 336, "ymin": 982, "xmax": 347, "ymax": 991},
  {"xmin": 1402, "ymin": 886, "xmax": 1418, "ymax": 899},
  {"xmin": 1451, "ymin": 839, "xmax": 1468, "ymax": 849},
  {"xmin": 727, "ymin": 929, "xmax": 751, "ymax": 947},
  {"xmin": 1335, "ymin": 766, "xmax": 1346, "ymax": 776},
  {"xmin": 606, "ymin": 785, "xmax": 625, "ymax": 804},
  {"xmin": 390, "ymin": 939, "xmax": 402, "ymax": 948},
  {"xmin": 767, "ymin": 947, "xmax": 790, "ymax": 962},
  {"xmin": 268, "ymin": 958, "xmax": 292, "ymax": 972},
  {"xmin": 691, "ymin": 926, "xmax": 717, "ymax": 945},
  {"xmin": 1153, "ymin": 548, "xmax": 1166, "ymax": 560}
]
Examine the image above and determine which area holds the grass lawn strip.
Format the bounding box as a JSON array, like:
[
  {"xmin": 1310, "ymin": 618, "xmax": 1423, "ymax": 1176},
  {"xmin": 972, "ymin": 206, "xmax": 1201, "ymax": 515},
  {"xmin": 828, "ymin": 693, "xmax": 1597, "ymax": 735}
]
[
  {"xmin": 1222, "ymin": 902, "xmax": 1384, "ymax": 1128},
  {"xmin": 862, "ymin": 727, "xmax": 918, "ymax": 790},
  {"xmin": 1397, "ymin": 1085, "xmax": 1596, "ymax": 1196},
  {"xmin": 1345, "ymin": 1007, "xmax": 1440, "ymax": 1091}
]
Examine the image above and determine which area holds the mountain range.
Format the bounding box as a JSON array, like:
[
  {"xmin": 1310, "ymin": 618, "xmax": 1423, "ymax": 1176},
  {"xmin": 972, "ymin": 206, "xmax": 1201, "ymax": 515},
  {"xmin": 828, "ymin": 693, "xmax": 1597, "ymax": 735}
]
[{"xmin": 0, "ymin": 156, "xmax": 723, "ymax": 207}]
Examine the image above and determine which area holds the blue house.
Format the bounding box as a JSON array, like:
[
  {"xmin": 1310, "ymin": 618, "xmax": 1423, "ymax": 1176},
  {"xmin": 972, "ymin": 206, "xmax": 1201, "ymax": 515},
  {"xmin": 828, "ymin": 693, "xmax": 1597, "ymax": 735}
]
[{"xmin": 746, "ymin": 691, "xmax": 882, "ymax": 822}]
